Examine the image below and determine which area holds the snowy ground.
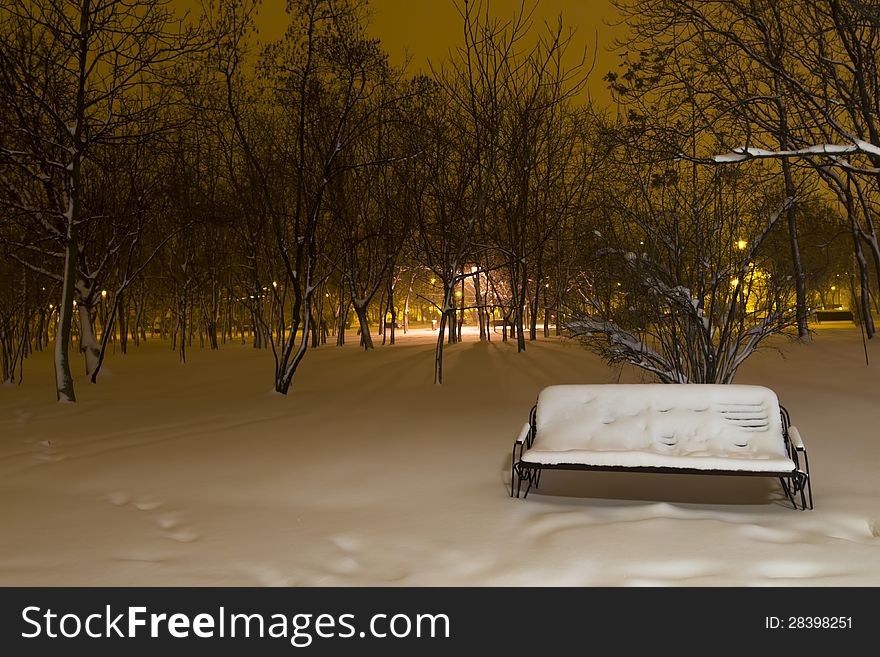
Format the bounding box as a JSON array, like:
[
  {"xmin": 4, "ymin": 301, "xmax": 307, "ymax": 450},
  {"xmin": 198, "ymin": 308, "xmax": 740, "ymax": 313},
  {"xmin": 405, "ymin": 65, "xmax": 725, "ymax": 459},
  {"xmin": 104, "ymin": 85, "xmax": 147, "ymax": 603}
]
[{"xmin": 1, "ymin": 325, "xmax": 879, "ymax": 586}]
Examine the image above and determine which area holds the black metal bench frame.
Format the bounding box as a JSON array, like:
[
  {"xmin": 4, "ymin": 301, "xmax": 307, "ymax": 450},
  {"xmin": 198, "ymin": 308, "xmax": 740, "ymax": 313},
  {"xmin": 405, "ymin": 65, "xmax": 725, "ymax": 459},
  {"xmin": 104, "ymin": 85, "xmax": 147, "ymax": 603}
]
[{"xmin": 511, "ymin": 403, "xmax": 814, "ymax": 510}]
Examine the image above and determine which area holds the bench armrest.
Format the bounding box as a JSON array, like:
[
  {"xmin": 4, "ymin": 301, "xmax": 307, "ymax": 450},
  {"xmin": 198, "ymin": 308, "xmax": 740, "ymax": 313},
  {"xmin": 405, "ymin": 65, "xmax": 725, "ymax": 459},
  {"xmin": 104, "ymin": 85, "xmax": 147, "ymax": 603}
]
[
  {"xmin": 511, "ymin": 422, "xmax": 533, "ymax": 498},
  {"xmin": 515, "ymin": 422, "xmax": 531, "ymax": 445},
  {"xmin": 788, "ymin": 426, "xmax": 806, "ymax": 451}
]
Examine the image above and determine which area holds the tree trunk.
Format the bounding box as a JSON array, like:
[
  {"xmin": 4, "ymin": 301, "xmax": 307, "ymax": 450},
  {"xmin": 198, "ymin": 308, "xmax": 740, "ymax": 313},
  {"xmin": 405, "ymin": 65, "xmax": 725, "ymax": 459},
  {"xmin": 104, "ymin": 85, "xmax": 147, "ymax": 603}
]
[
  {"xmin": 403, "ymin": 271, "xmax": 415, "ymax": 334},
  {"xmin": 205, "ymin": 289, "xmax": 219, "ymax": 350},
  {"xmin": 118, "ymin": 289, "xmax": 128, "ymax": 354},
  {"xmin": 516, "ymin": 272, "xmax": 527, "ymax": 352},
  {"xmin": 457, "ymin": 277, "xmax": 464, "ymax": 341},
  {"xmin": 134, "ymin": 289, "xmax": 145, "ymax": 345},
  {"xmin": 852, "ymin": 230, "xmax": 876, "ymax": 338},
  {"xmin": 336, "ymin": 297, "xmax": 348, "ymax": 346},
  {"xmin": 434, "ymin": 303, "xmax": 450, "ymax": 384},
  {"xmin": 178, "ymin": 292, "xmax": 187, "ymax": 364},
  {"xmin": 54, "ymin": 243, "xmax": 77, "ymax": 401},
  {"xmin": 781, "ymin": 160, "xmax": 809, "ymax": 339},
  {"xmin": 33, "ymin": 310, "xmax": 44, "ymax": 352},
  {"xmin": 312, "ymin": 284, "xmax": 325, "ymax": 348},
  {"xmin": 77, "ymin": 300, "xmax": 101, "ymax": 376},
  {"xmin": 529, "ymin": 279, "xmax": 540, "ymax": 341},
  {"xmin": 384, "ymin": 278, "xmax": 396, "ymax": 345},
  {"xmin": 352, "ymin": 299, "xmax": 373, "ymax": 350},
  {"xmin": 53, "ymin": 1, "xmax": 90, "ymax": 402},
  {"xmin": 446, "ymin": 285, "xmax": 457, "ymax": 344},
  {"xmin": 388, "ymin": 302, "xmax": 396, "ymax": 345},
  {"xmin": 474, "ymin": 268, "xmax": 486, "ymax": 340},
  {"xmin": 274, "ymin": 270, "xmax": 316, "ymax": 394}
]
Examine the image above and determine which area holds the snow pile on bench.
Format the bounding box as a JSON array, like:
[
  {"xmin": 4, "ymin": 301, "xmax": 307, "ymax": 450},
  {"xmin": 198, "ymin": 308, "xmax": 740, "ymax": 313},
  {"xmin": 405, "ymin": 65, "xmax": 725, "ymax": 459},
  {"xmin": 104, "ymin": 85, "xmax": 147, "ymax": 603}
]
[{"xmin": 523, "ymin": 384, "xmax": 795, "ymax": 473}]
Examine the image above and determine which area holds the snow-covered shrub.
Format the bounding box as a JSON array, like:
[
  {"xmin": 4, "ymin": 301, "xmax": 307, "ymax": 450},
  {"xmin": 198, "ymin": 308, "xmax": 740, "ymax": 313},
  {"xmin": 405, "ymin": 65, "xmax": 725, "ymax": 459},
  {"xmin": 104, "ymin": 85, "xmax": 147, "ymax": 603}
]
[{"xmin": 568, "ymin": 160, "xmax": 800, "ymax": 384}]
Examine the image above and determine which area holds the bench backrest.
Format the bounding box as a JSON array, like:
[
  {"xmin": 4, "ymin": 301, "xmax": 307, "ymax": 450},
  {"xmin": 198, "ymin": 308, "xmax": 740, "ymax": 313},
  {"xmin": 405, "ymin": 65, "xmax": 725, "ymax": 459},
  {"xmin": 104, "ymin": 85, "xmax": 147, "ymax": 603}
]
[{"xmin": 534, "ymin": 384, "xmax": 786, "ymax": 457}]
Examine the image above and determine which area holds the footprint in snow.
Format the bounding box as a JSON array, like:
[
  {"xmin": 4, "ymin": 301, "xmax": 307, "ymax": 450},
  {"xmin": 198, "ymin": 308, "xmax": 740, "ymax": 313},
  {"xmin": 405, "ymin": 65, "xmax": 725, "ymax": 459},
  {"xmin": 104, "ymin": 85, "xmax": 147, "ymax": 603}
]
[
  {"xmin": 316, "ymin": 534, "xmax": 407, "ymax": 582},
  {"xmin": 330, "ymin": 534, "xmax": 363, "ymax": 552},
  {"xmin": 133, "ymin": 495, "xmax": 162, "ymax": 511},
  {"xmin": 107, "ymin": 490, "xmax": 132, "ymax": 506},
  {"xmin": 153, "ymin": 511, "xmax": 200, "ymax": 543},
  {"xmin": 238, "ymin": 564, "xmax": 296, "ymax": 587},
  {"xmin": 739, "ymin": 524, "xmax": 803, "ymax": 544},
  {"xmin": 35, "ymin": 439, "xmax": 65, "ymax": 462},
  {"xmin": 107, "ymin": 493, "xmax": 200, "ymax": 543}
]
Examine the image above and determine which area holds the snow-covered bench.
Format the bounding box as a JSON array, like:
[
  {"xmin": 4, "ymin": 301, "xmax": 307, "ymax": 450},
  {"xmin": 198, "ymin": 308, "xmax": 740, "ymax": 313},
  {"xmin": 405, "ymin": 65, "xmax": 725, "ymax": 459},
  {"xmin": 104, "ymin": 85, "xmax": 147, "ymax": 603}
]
[{"xmin": 511, "ymin": 384, "xmax": 813, "ymax": 510}]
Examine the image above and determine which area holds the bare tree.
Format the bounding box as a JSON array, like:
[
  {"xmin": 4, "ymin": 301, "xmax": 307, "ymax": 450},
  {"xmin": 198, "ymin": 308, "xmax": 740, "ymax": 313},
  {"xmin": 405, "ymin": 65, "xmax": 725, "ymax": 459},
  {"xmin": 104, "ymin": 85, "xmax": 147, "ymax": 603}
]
[
  {"xmin": 0, "ymin": 0, "xmax": 204, "ymax": 400},
  {"xmin": 612, "ymin": 0, "xmax": 815, "ymax": 338},
  {"xmin": 420, "ymin": 0, "xmax": 528, "ymax": 383},
  {"xmin": 486, "ymin": 12, "xmax": 589, "ymax": 351},
  {"xmin": 331, "ymin": 75, "xmax": 414, "ymax": 350},
  {"xmin": 569, "ymin": 129, "xmax": 801, "ymax": 384},
  {"xmin": 615, "ymin": 1, "xmax": 880, "ymax": 336},
  {"xmin": 215, "ymin": 0, "xmax": 405, "ymax": 392}
]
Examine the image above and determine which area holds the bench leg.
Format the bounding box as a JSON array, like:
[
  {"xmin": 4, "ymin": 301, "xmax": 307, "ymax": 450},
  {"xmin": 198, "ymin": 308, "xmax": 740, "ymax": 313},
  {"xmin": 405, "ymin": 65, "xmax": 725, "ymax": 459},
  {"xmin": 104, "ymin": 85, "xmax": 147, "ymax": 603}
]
[
  {"xmin": 514, "ymin": 460, "xmax": 527, "ymax": 499},
  {"xmin": 780, "ymin": 472, "xmax": 813, "ymax": 511},
  {"xmin": 800, "ymin": 452, "xmax": 814, "ymax": 510},
  {"xmin": 522, "ymin": 468, "xmax": 535, "ymax": 499},
  {"xmin": 779, "ymin": 477, "xmax": 797, "ymax": 510},
  {"xmin": 788, "ymin": 438, "xmax": 814, "ymax": 510},
  {"xmin": 511, "ymin": 444, "xmax": 518, "ymax": 498},
  {"xmin": 795, "ymin": 471, "xmax": 810, "ymax": 511},
  {"xmin": 511, "ymin": 441, "xmax": 527, "ymax": 498}
]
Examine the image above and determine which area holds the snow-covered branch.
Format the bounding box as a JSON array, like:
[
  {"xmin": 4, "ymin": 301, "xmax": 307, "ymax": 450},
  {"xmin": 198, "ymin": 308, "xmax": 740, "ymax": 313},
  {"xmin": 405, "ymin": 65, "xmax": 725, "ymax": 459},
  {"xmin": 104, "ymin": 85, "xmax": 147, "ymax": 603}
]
[{"xmin": 713, "ymin": 140, "xmax": 880, "ymax": 170}]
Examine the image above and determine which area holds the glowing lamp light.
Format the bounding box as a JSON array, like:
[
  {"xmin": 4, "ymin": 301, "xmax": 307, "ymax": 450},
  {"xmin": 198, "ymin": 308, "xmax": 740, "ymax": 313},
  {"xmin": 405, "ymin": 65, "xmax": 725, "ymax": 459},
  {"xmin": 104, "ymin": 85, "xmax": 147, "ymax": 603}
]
[
  {"xmin": 272, "ymin": 281, "xmax": 278, "ymax": 288},
  {"xmin": 831, "ymin": 285, "xmax": 836, "ymax": 291},
  {"xmin": 48, "ymin": 304, "xmax": 54, "ymax": 310},
  {"xmin": 736, "ymin": 239, "xmax": 747, "ymax": 251},
  {"xmin": 455, "ymin": 290, "xmax": 462, "ymax": 298},
  {"xmin": 544, "ymin": 283, "xmax": 550, "ymax": 288},
  {"xmin": 101, "ymin": 290, "xmax": 107, "ymax": 299}
]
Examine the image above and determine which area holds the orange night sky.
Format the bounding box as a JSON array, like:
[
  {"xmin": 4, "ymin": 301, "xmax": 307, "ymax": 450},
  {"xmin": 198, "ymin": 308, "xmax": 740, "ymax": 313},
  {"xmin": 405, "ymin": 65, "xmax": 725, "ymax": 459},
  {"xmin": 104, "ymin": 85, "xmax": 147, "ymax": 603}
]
[
  {"xmin": 225, "ymin": 0, "xmax": 622, "ymax": 106},
  {"xmin": 367, "ymin": 0, "xmax": 620, "ymax": 105}
]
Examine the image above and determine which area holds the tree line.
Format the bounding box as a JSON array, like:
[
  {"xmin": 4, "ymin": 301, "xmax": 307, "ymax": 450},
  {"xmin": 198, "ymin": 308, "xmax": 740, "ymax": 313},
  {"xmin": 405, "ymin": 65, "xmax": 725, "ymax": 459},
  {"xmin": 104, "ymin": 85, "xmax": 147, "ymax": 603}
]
[{"xmin": 1, "ymin": 0, "xmax": 874, "ymax": 400}]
